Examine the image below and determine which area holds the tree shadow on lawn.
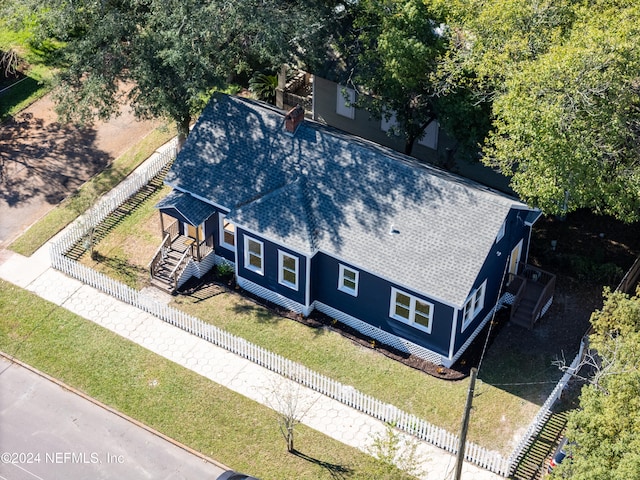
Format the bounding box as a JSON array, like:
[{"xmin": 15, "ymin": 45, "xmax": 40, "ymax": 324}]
[
  {"xmin": 291, "ymin": 449, "xmax": 352, "ymax": 480},
  {"xmin": 87, "ymin": 251, "xmax": 147, "ymax": 288}
]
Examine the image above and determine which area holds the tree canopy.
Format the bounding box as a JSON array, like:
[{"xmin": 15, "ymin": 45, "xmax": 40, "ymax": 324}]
[
  {"xmin": 18, "ymin": 0, "xmax": 333, "ymax": 145},
  {"xmin": 336, "ymin": 0, "xmax": 452, "ymax": 155},
  {"xmin": 5, "ymin": 0, "xmax": 640, "ymax": 222},
  {"xmin": 554, "ymin": 287, "xmax": 640, "ymax": 479},
  {"xmin": 338, "ymin": 0, "xmax": 640, "ymax": 221},
  {"xmin": 456, "ymin": 0, "xmax": 640, "ymax": 221}
]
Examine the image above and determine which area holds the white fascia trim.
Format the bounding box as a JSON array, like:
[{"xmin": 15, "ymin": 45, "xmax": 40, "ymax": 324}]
[
  {"xmin": 524, "ymin": 209, "xmax": 543, "ymax": 227},
  {"xmin": 233, "ymin": 223, "xmax": 313, "ymax": 257},
  {"xmin": 166, "ymin": 186, "xmax": 226, "ymax": 212},
  {"xmin": 305, "ymin": 255, "xmax": 312, "ymax": 310}
]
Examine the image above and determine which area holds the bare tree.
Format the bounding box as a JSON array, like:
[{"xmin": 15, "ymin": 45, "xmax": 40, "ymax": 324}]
[
  {"xmin": 1, "ymin": 49, "xmax": 19, "ymax": 79},
  {"xmin": 553, "ymin": 334, "xmax": 636, "ymax": 394},
  {"xmin": 265, "ymin": 377, "xmax": 317, "ymax": 453}
]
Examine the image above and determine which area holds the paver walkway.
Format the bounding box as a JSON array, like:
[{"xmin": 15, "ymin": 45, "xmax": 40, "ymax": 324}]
[{"xmin": 0, "ymin": 153, "xmax": 504, "ymax": 480}]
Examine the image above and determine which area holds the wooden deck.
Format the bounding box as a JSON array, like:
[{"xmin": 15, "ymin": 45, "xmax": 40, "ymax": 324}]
[{"xmin": 507, "ymin": 266, "xmax": 556, "ymax": 329}]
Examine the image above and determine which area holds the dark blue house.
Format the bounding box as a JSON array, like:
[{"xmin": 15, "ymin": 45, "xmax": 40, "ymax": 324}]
[{"xmin": 151, "ymin": 94, "xmax": 553, "ymax": 367}]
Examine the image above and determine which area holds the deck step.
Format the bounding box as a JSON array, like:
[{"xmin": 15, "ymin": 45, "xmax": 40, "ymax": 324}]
[{"xmin": 150, "ymin": 276, "xmax": 174, "ymax": 293}]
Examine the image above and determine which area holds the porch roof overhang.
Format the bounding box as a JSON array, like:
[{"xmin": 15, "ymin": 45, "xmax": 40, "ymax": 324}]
[{"xmin": 155, "ymin": 189, "xmax": 216, "ymax": 226}]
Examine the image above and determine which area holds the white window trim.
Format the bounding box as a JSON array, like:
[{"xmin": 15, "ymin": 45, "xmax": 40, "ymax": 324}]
[
  {"xmin": 278, "ymin": 251, "xmax": 299, "ymax": 290},
  {"xmin": 338, "ymin": 264, "xmax": 359, "ymax": 296},
  {"xmin": 336, "ymin": 84, "xmax": 355, "ymax": 119},
  {"xmin": 244, "ymin": 236, "xmax": 264, "ymax": 275},
  {"xmin": 462, "ymin": 280, "xmax": 487, "ymax": 331},
  {"xmin": 380, "ymin": 109, "xmax": 398, "ymax": 133},
  {"xmin": 417, "ymin": 120, "xmax": 439, "ymax": 149},
  {"xmin": 496, "ymin": 220, "xmax": 506, "ymax": 243},
  {"xmin": 389, "ymin": 288, "xmax": 433, "ymax": 334},
  {"xmin": 219, "ymin": 213, "xmax": 236, "ymax": 251}
]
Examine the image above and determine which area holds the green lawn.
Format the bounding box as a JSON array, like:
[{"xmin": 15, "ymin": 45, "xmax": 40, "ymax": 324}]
[
  {"xmin": 74, "ymin": 179, "xmax": 554, "ymax": 455},
  {"xmin": 0, "ymin": 280, "xmax": 418, "ymax": 480},
  {"xmin": 0, "ymin": 20, "xmax": 60, "ymax": 120}
]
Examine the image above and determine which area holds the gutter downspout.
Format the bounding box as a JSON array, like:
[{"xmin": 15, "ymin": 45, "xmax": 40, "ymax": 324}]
[{"xmin": 448, "ymin": 308, "xmax": 459, "ymax": 364}]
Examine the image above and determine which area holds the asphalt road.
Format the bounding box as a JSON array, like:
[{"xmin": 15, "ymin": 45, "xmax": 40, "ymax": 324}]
[{"xmin": 0, "ymin": 357, "xmax": 226, "ymax": 480}]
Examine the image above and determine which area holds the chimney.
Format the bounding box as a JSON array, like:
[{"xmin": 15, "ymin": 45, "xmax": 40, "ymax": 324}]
[{"xmin": 284, "ymin": 104, "xmax": 304, "ymax": 134}]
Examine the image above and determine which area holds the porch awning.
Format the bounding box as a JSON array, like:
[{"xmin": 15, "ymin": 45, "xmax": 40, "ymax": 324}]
[{"xmin": 155, "ymin": 190, "xmax": 217, "ymax": 226}]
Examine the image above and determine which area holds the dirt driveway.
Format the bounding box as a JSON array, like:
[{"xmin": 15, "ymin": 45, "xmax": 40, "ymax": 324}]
[{"xmin": 0, "ymin": 94, "xmax": 162, "ymax": 247}]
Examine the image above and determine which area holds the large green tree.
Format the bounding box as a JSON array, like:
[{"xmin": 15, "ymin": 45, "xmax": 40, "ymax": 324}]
[
  {"xmin": 451, "ymin": 0, "xmax": 640, "ymax": 221},
  {"xmin": 336, "ymin": 0, "xmax": 453, "ymax": 155},
  {"xmin": 554, "ymin": 287, "xmax": 640, "ymax": 479},
  {"xmin": 20, "ymin": 0, "xmax": 332, "ymax": 145}
]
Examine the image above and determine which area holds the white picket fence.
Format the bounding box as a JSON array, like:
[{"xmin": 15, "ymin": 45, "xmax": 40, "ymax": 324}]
[
  {"xmin": 48, "ymin": 137, "xmax": 584, "ymax": 478},
  {"xmin": 51, "ymin": 138, "xmax": 179, "ymax": 255},
  {"xmin": 504, "ymin": 340, "xmax": 586, "ymax": 474}
]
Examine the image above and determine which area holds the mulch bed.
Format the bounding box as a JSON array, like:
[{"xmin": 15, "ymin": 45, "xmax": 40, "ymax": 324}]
[{"xmin": 177, "ymin": 270, "xmax": 503, "ymax": 382}]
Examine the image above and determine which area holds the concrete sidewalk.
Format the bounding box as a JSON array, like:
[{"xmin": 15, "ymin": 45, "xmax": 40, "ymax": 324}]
[{"xmin": 0, "ymin": 244, "xmax": 502, "ymax": 480}]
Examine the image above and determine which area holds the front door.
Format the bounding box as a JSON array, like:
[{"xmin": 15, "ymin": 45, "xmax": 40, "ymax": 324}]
[
  {"xmin": 509, "ymin": 239, "xmax": 523, "ymax": 277},
  {"xmin": 185, "ymin": 223, "xmax": 204, "ymax": 241}
]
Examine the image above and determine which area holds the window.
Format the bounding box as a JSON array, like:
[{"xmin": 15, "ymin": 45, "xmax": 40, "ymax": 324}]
[
  {"xmin": 417, "ymin": 120, "xmax": 439, "ymax": 150},
  {"xmin": 278, "ymin": 251, "xmax": 298, "ymax": 290},
  {"xmin": 462, "ymin": 281, "xmax": 486, "ymax": 331},
  {"xmin": 244, "ymin": 237, "xmax": 264, "ymax": 275},
  {"xmin": 389, "ymin": 288, "xmax": 433, "ymax": 333},
  {"xmin": 380, "ymin": 109, "xmax": 398, "ymax": 133},
  {"xmin": 219, "ymin": 214, "xmax": 236, "ymax": 250},
  {"xmin": 336, "ymin": 84, "xmax": 355, "ymax": 119},
  {"xmin": 338, "ymin": 265, "xmax": 359, "ymax": 296}
]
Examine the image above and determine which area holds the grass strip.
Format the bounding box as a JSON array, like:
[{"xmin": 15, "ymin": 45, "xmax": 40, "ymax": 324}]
[
  {"xmin": 174, "ymin": 290, "xmax": 553, "ymax": 453},
  {"xmin": 0, "ymin": 21, "xmax": 59, "ymax": 121},
  {"xmin": 9, "ymin": 126, "xmax": 176, "ymax": 257},
  {"xmin": 0, "ymin": 279, "xmax": 418, "ymax": 480}
]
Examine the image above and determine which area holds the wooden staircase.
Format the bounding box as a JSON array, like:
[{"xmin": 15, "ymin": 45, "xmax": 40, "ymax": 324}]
[
  {"xmin": 149, "ymin": 236, "xmax": 192, "ymax": 293},
  {"xmin": 507, "ymin": 266, "xmax": 556, "ymax": 330}
]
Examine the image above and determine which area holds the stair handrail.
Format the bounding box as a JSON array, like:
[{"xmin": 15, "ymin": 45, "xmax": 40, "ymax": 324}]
[
  {"xmin": 148, "ymin": 233, "xmax": 170, "ymax": 277},
  {"xmin": 509, "ymin": 276, "xmax": 527, "ymax": 323},
  {"xmin": 531, "ymin": 273, "xmax": 556, "ymax": 323},
  {"xmin": 170, "ymin": 248, "xmax": 191, "ymax": 289}
]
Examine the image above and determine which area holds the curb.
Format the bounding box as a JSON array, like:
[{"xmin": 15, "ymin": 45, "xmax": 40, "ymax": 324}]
[{"xmin": 0, "ymin": 350, "xmax": 230, "ymax": 473}]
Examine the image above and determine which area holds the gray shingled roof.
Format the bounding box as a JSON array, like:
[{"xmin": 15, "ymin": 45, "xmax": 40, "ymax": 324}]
[
  {"xmin": 155, "ymin": 189, "xmax": 217, "ymax": 226},
  {"xmin": 165, "ymin": 94, "xmax": 532, "ymax": 308}
]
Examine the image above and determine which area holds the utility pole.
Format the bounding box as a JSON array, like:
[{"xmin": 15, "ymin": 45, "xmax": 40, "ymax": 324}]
[{"xmin": 454, "ymin": 367, "xmax": 477, "ymax": 480}]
